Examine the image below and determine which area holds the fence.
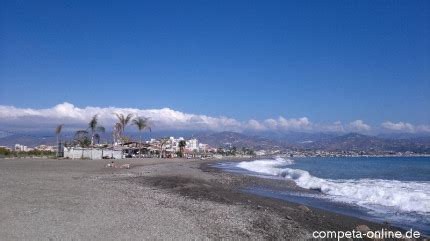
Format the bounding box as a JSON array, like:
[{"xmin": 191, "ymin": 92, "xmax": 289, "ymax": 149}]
[{"xmin": 63, "ymin": 147, "xmax": 123, "ymax": 159}]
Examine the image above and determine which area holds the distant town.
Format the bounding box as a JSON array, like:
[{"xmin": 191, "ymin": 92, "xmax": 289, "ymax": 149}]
[{"xmin": 1, "ymin": 136, "xmax": 429, "ymax": 159}]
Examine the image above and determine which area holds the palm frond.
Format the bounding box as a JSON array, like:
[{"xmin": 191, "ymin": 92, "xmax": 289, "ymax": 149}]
[
  {"xmin": 125, "ymin": 114, "xmax": 133, "ymax": 124},
  {"xmin": 55, "ymin": 124, "xmax": 64, "ymax": 135},
  {"xmin": 89, "ymin": 114, "xmax": 98, "ymax": 130},
  {"xmin": 114, "ymin": 113, "xmax": 121, "ymax": 120},
  {"xmin": 74, "ymin": 130, "xmax": 89, "ymax": 138},
  {"xmin": 114, "ymin": 113, "xmax": 133, "ymax": 128},
  {"xmin": 133, "ymin": 116, "xmax": 151, "ymax": 131}
]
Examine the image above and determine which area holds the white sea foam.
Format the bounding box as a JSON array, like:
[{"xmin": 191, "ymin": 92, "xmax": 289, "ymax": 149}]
[{"xmin": 237, "ymin": 158, "xmax": 430, "ymax": 214}]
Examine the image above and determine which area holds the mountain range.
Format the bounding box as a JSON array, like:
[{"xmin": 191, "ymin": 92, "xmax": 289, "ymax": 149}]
[
  {"xmin": 194, "ymin": 131, "xmax": 430, "ymax": 153},
  {"xmin": 1, "ymin": 130, "xmax": 430, "ymax": 153}
]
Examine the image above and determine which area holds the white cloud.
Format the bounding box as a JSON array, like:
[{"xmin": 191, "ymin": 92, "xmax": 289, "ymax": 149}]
[
  {"xmin": 262, "ymin": 117, "xmax": 312, "ymax": 131},
  {"xmin": 0, "ymin": 102, "xmax": 311, "ymax": 132},
  {"xmin": 381, "ymin": 121, "xmax": 415, "ymax": 132},
  {"xmin": 1, "ymin": 102, "xmax": 428, "ymax": 134},
  {"xmin": 0, "ymin": 102, "xmax": 246, "ymax": 131},
  {"xmin": 416, "ymin": 125, "xmax": 430, "ymax": 133},
  {"xmin": 348, "ymin": 120, "xmax": 371, "ymax": 131},
  {"xmin": 380, "ymin": 122, "xmax": 430, "ymax": 133},
  {"xmin": 246, "ymin": 119, "xmax": 266, "ymax": 130},
  {"xmin": 263, "ymin": 118, "xmax": 278, "ymax": 129},
  {"xmin": 277, "ymin": 117, "xmax": 311, "ymax": 130}
]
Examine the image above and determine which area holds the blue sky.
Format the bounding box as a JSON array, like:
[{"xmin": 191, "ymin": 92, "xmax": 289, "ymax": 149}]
[{"xmin": 0, "ymin": 0, "xmax": 429, "ymax": 132}]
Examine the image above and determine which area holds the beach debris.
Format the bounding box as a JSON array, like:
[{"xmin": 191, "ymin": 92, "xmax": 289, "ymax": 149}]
[
  {"xmin": 120, "ymin": 163, "xmax": 131, "ymax": 169},
  {"xmin": 285, "ymin": 215, "xmax": 293, "ymax": 220},
  {"xmin": 297, "ymin": 205, "xmax": 311, "ymax": 212},
  {"xmin": 355, "ymin": 224, "xmax": 376, "ymax": 240},
  {"xmin": 106, "ymin": 161, "xmax": 131, "ymax": 169},
  {"xmin": 355, "ymin": 224, "xmax": 371, "ymax": 233}
]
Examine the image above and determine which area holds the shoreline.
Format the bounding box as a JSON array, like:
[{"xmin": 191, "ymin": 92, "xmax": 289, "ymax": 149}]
[
  {"xmin": 0, "ymin": 157, "xmax": 423, "ymax": 240},
  {"xmin": 207, "ymin": 160, "xmax": 429, "ymax": 238},
  {"xmin": 126, "ymin": 158, "xmax": 408, "ymax": 239}
]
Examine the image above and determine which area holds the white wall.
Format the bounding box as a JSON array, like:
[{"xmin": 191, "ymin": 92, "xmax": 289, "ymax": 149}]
[{"xmin": 64, "ymin": 147, "xmax": 123, "ymax": 159}]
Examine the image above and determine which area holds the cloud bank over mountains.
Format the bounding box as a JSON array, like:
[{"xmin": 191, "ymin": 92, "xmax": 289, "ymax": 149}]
[
  {"xmin": 381, "ymin": 121, "xmax": 430, "ymax": 133},
  {"xmin": 0, "ymin": 102, "xmax": 429, "ymax": 134}
]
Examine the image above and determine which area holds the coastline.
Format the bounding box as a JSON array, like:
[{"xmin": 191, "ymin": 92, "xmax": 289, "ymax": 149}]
[{"xmin": 0, "ymin": 157, "xmax": 416, "ymax": 240}]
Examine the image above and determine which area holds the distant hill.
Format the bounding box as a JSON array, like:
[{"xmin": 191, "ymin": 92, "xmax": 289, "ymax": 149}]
[
  {"xmin": 1, "ymin": 130, "xmax": 430, "ymax": 153},
  {"xmin": 0, "ymin": 134, "xmax": 56, "ymax": 148},
  {"xmin": 248, "ymin": 131, "xmax": 340, "ymax": 143},
  {"xmin": 196, "ymin": 131, "xmax": 430, "ymax": 153},
  {"xmin": 305, "ymin": 133, "xmax": 430, "ymax": 152},
  {"xmin": 195, "ymin": 131, "xmax": 282, "ymax": 150}
]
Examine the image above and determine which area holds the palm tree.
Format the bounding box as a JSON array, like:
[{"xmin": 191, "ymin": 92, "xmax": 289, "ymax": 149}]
[
  {"xmin": 178, "ymin": 140, "xmax": 186, "ymax": 157},
  {"xmin": 74, "ymin": 130, "xmax": 90, "ymax": 147},
  {"xmin": 132, "ymin": 117, "xmax": 151, "ymax": 156},
  {"xmin": 159, "ymin": 138, "xmax": 169, "ymax": 158},
  {"xmin": 73, "ymin": 130, "xmax": 90, "ymax": 158},
  {"xmin": 55, "ymin": 124, "xmax": 64, "ymax": 157},
  {"xmin": 112, "ymin": 122, "xmax": 121, "ymax": 144},
  {"xmin": 88, "ymin": 115, "xmax": 105, "ymax": 146},
  {"xmin": 114, "ymin": 113, "xmax": 133, "ymax": 133}
]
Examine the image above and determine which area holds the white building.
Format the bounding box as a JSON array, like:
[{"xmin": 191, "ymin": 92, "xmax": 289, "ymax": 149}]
[
  {"xmin": 198, "ymin": 143, "xmax": 209, "ymax": 152},
  {"xmin": 159, "ymin": 137, "xmax": 185, "ymax": 153},
  {"xmin": 148, "ymin": 138, "xmax": 157, "ymax": 144},
  {"xmin": 186, "ymin": 138, "xmax": 199, "ymax": 152},
  {"xmin": 35, "ymin": 145, "xmax": 56, "ymax": 152},
  {"xmin": 255, "ymin": 150, "xmax": 267, "ymax": 156},
  {"xmin": 148, "ymin": 137, "xmax": 210, "ymax": 153},
  {"xmin": 15, "ymin": 144, "xmax": 28, "ymax": 152}
]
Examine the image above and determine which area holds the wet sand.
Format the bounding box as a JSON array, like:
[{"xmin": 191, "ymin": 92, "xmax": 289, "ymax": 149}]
[{"xmin": 0, "ymin": 157, "xmax": 403, "ymax": 240}]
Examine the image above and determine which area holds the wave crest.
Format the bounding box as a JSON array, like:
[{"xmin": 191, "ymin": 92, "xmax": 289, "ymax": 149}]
[{"xmin": 237, "ymin": 158, "xmax": 430, "ymax": 214}]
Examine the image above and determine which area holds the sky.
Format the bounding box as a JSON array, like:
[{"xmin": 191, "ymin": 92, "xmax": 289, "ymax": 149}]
[{"xmin": 0, "ymin": 0, "xmax": 429, "ymax": 133}]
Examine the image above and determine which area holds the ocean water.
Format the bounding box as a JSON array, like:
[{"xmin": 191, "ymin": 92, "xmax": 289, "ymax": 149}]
[{"xmin": 215, "ymin": 156, "xmax": 430, "ymax": 235}]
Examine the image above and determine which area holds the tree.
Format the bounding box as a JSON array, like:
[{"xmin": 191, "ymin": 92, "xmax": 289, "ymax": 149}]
[
  {"xmin": 158, "ymin": 138, "xmax": 170, "ymax": 158},
  {"xmin": 230, "ymin": 146, "xmax": 237, "ymax": 156},
  {"xmin": 88, "ymin": 115, "xmax": 105, "ymax": 146},
  {"xmin": 74, "ymin": 130, "xmax": 91, "ymax": 147},
  {"xmin": 178, "ymin": 140, "xmax": 186, "ymax": 157},
  {"xmin": 55, "ymin": 124, "xmax": 64, "ymax": 157},
  {"xmin": 113, "ymin": 122, "xmax": 123, "ymax": 144},
  {"xmin": 114, "ymin": 113, "xmax": 133, "ymax": 134},
  {"xmin": 113, "ymin": 113, "xmax": 133, "ymax": 144},
  {"xmin": 0, "ymin": 147, "xmax": 11, "ymax": 157},
  {"xmin": 132, "ymin": 116, "xmax": 151, "ymax": 156}
]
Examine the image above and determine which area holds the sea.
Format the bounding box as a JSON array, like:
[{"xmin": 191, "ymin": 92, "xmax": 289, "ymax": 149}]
[{"xmin": 214, "ymin": 156, "xmax": 430, "ymax": 235}]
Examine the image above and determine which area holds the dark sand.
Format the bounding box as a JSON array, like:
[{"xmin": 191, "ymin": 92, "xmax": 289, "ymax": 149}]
[{"xmin": 0, "ymin": 157, "xmax": 408, "ymax": 240}]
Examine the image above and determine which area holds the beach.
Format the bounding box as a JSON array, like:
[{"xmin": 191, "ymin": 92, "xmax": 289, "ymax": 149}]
[{"xmin": 0, "ymin": 157, "xmax": 402, "ymax": 240}]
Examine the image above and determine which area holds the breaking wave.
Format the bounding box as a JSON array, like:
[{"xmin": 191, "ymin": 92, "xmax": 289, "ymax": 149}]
[{"xmin": 237, "ymin": 157, "xmax": 430, "ymax": 214}]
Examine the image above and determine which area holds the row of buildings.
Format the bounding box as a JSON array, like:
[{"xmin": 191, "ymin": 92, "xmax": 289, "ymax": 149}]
[
  {"xmin": 9, "ymin": 137, "xmax": 211, "ymax": 154},
  {"xmin": 12, "ymin": 144, "xmax": 57, "ymax": 152},
  {"xmin": 148, "ymin": 137, "xmax": 213, "ymax": 153},
  {"xmin": 64, "ymin": 137, "xmax": 215, "ymax": 160}
]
